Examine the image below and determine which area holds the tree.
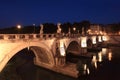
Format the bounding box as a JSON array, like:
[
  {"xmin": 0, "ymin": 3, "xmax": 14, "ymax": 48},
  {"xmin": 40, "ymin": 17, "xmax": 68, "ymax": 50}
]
[
  {"xmin": 61, "ymin": 22, "xmax": 72, "ymax": 33},
  {"xmin": 43, "ymin": 23, "xmax": 56, "ymax": 33},
  {"xmin": 79, "ymin": 20, "xmax": 91, "ymax": 34}
]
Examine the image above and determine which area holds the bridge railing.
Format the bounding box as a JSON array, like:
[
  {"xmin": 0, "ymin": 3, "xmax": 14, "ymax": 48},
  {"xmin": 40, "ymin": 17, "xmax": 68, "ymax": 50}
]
[
  {"xmin": 0, "ymin": 34, "xmax": 58, "ymax": 40},
  {"xmin": 0, "ymin": 33, "xmax": 108, "ymax": 40}
]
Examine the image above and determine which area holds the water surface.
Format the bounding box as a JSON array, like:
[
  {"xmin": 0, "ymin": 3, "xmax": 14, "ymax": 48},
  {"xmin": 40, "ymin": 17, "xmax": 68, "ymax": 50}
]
[{"xmin": 0, "ymin": 46, "xmax": 120, "ymax": 80}]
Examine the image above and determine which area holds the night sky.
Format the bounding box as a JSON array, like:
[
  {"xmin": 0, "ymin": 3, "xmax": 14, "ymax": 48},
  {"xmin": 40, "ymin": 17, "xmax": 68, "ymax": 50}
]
[{"xmin": 0, "ymin": 0, "xmax": 120, "ymax": 28}]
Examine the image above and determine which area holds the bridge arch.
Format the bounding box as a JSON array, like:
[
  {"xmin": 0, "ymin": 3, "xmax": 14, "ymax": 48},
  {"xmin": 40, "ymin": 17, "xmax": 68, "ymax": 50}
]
[
  {"xmin": 87, "ymin": 39, "xmax": 93, "ymax": 48},
  {"xmin": 30, "ymin": 46, "xmax": 55, "ymax": 66},
  {"xmin": 66, "ymin": 41, "xmax": 81, "ymax": 55},
  {"xmin": 0, "ymin": 42, "xmax": 55, "ymax": 72}
]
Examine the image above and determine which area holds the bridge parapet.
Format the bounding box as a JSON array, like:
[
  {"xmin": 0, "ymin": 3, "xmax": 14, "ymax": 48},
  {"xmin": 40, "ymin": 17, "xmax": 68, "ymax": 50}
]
[
  {"xmin": 0, "ymin": 34, "xmax": 57, "ymax": 40},
  {"xmin": 0, "ymin": 34, "xmax": 85, "ymax": 40}
]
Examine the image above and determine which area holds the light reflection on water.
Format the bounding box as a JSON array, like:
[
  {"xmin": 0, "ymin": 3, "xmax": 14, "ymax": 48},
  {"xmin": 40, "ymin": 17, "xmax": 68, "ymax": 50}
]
[
  {"xmin": 102, "ymin": 48, "xmax": 108, "ymax": 55},
  {"xmin": 92, "ymin": 55, "xmax": 97, "ymax": 68},
  {"xmin": 91, "ymin": 48, "xmax": 113, "ymax": 70},
  {"xmin": 108, "ymin": 51, "xmax": 112, "ymax": 61},
  {"xmin": 98, "ymin": 51, "xmax": 102, "ymax": 62}
]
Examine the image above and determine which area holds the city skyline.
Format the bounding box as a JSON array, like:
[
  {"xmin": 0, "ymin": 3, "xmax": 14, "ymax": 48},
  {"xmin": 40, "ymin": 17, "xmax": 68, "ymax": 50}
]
[{"xmin": 0, "ymin": 0, "xmax": 120, "ymax": 28}]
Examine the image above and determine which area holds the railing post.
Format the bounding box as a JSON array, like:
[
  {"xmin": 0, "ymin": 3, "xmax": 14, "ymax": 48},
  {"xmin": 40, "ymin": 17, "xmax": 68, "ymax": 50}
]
[
  {"xmin": 40, "ymin": 34, "xmax": 43, "ymax": 38},
  {"xmin": 33, "ymin": 34, "xmax": 36, "ymax": 39},
  {"xmin": 4, "ymin": 35, "xmax": 9, "ymax": 40},
  {"xmin": 25, "ymin": 34, "xmax": 29, "ymax": 39},
  {"xmin": 15, "ymin": 35, "xmax": 20, "ymax": 39},
  {"xmin": 46, "ymin": 34, "xmax": 49, "ymax": 39}
]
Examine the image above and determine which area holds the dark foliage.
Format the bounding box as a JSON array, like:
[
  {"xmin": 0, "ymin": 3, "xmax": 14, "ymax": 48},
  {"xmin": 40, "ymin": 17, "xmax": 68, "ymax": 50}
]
[{"xmin": 0, "ymin": 21, "xmax": 119, "ymax": 34}]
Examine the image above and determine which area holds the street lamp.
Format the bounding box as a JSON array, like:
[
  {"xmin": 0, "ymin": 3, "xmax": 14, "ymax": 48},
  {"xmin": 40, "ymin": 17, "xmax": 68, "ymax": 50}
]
[
  {"xmin": 17, "ymin": 25, "xmax": 21, "ymax": 34},
  {"xmin": 17, "ymin": 25, "xmax": 21, "ymax": 29},
  {"xmin": 73, "ymin": 27, "xmax": 76, "ymax": 31},
  {"xmin": 73, "ymin": 27, "xmax": 76, "ymax": 34},
  {"xmin": 33, "ymin": 24, "xmax": 35, "ymax": 33}
]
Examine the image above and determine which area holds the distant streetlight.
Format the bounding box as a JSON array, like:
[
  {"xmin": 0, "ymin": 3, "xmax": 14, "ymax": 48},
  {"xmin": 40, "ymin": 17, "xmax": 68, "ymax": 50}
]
[
  {"xmin": 17, "ymin": 25, "xmax": 21, "ymax": 29},
  {"xmin": 87, "ymin": 29, "xmax": 91, "ymax": 34},
  {"xmin": 73, "ymin": 27, "xmax": 76, "ymax": 31},
  {"xmin": 33, "ymin": 24, "xmax": 35, "ymax": 33},
  {"xmin": 17, "ymin": 25, "xmax": 21, "ymax": 34},
  {"xmin": 73, "ymin": 27, "xmax": 76, "ymax": 34}
]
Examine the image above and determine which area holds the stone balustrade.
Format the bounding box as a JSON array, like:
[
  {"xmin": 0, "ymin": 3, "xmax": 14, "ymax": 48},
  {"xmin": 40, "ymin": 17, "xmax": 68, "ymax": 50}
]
[{"xmin": 0, "ymin": 34, "xmax": 85, "ymax": 40}]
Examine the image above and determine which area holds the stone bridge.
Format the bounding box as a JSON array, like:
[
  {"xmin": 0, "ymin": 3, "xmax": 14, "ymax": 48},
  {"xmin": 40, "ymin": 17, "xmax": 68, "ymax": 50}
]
[{"xmin": 0, "ymin": 33, "xmax": 115, "ymax": 77}]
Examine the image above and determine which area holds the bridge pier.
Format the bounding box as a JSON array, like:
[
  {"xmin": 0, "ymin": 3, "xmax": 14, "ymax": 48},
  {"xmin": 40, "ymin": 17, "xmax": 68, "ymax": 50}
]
[
  {"xmin": 81, "ymin": 48, "xmax": 87, "ymax": 54},
  {"xmin": 55, "ymin": 56, "xmax": 66, "ymax": 66}
]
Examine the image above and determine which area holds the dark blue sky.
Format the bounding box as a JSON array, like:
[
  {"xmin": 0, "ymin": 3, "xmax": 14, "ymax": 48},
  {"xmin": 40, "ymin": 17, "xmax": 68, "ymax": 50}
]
[{"xmin": 0, "ymin": 0, "xmax": 120, "ymax": 28}]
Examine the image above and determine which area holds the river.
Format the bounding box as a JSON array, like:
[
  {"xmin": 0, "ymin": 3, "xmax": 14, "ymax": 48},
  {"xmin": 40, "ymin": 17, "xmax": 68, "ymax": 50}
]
[{"xmin": 0, "ymin": 46, "xmax": 120, "ymax": 80}]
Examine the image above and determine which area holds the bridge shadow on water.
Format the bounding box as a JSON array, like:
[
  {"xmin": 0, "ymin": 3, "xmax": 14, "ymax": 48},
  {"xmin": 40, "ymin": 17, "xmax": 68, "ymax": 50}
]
[{"xmin": 0, "ymin": 47, "xmax": 120, "ymax": 80}]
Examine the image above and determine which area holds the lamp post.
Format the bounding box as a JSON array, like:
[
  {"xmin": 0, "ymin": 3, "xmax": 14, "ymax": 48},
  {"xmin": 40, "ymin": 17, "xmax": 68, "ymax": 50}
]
[
  {"xmin": 73, "ymin": 27, "xmax": 76, "ymax": 31},
  {"xmin": 73, "ymin": 27, "xmax": 76, "ymax": 34},
  {"xmin": 33, "ymin": 24, "xmax": 35, "ymax": 34},
  {"xmin": 57, "ymin": 23, "xmax": 61, "ymax": 34},
  {"xmin": 17, "ymin": 25, "xmax": 21, "ymax": 34}
]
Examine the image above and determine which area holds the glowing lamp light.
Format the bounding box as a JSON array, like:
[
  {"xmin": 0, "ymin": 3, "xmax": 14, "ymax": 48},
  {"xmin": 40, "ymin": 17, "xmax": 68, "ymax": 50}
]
[
  {"xmin": 108, "ymin": 52, "xmax": 112, "ymax": 61},
  {"xmin": 92, "ymin": 36, "xmax": 96, "ymax": 44},
  {"xmin": 17, "ymin": 25, "xmax": 21, "ymax": 29},
  {"xmin": 92, "ymin": 55, "xmax": 97, "ymax": 68},
  {"xmin": 60, "ymin": 40, "xmax": 65, "ymax": 56},
  {"xmin": 60, "ymin": 47, "xmax": 65, "ymax": 56},
  {"xmin": 102, "ymin": 48, "xmax": 107, "ymax": 55},
  {"xmin": 92, "ymin": 55, "xmax": 97, "ymax": 62},
  {"xmin": 84, "ymin": 64, "xmax": 87, "ymax": 70},
  {"xmin": 73, "ymin": 27, "xmax": 76, "ymax": 31},
  {"xmin": 102, "ymin": 36, "xmax": 109, "ymax": 41},
  {"xmin": 87, "ymin": 68, "xmax": 90, "ymax": 75},
  {"xmin": 100, "ymin": 31, "xmax": 103, "ymax": 35},
  {"xmin": 95, "ymin": 31, "xmax": 98, "ymax": 35},
  {"xmin": 98, "ymin": 36, "xmax": 102, "ymax": 42},
  {"xmin": 60, "ymin": 40, "xmax": 64, "ymax": 47},
  {"xmin": 87, "ymin": 29, "xmax": 91, "ymax": 34},
  {"xmin": 94, "ymin": 62, "xmax": 97, "ymax": 69},
  {"xmin": 98, "ymin": 52, "xmax": 102, "ymax": 62},
  {"xmin": 81, "ymin": 37, "xmax": 87, "ymax": 48}
]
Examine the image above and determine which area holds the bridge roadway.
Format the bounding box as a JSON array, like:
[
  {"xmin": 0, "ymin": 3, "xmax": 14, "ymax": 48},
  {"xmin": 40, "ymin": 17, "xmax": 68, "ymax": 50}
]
[{"xmin": 0, "ymin": 33, "xmax": 119, "ymax": 77}]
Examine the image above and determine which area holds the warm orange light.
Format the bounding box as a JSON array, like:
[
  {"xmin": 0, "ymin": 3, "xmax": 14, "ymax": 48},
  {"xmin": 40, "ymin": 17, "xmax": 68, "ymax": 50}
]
[
  {"xmin": 92, "ymin": 55, "xmax": 97, "ymax": 62},
  {"xmin": 73, "ymin": 27, "xmax": 76, "ymax": 31},
  {"xmin": 87, "ymin": 68, "xmax": 90, "ymax": 74},
  {"xmin": 95, "ymin": 31, "xmax": 98, "ymax": 34},
  {"xmin": 17, "ymin": 25, "xmax": 21, "ymax": 29},
  {"xmin": 98, "ymin": 36, "xmax": 102, "ymax": 42},
  {"xmin": 98, "ymin": 52, "xmax": 102, "ymax": 62},
  {"xmin": 92, "ymin": 36, "xmax": 96, "ymax": 44},
  {"xmin": 92, "ymin": 55, "xmax": 97, "ymax": 68},
  {"xmin": 100, "ymin": 31, "xmax": 103, "ymax": 35},
  {"xmin": 102, "ymin": 35, "xmax": 109, "ymax": 41},
  {"xmin": 102, "ymin": 48, "xmax": 107, "ymax": 55},
  {"xmin": 81, "ymin": 37, "xmax": 87, "ymax": 48},
  {"xmin": 60, "ymin": 40, "xmax": 65, "ymax": 56},
  {"xmin": 87, "ymin": 29, "xmax": 91, "ymax": 34},
  {"xmin": 84, "ymin": 64, "xmax": 87, "ymax": 70},
  {"xmin": 108, "ymin": 52, "xmax": 112, "ymax": 61}
]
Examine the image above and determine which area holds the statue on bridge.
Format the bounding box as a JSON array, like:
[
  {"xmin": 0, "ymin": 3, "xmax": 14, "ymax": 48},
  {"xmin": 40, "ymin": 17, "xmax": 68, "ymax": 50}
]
[
  {"xmin": 57, "ymin": 23, "xmax": 62, "ymax": 34},
  {"xmin": 68, "ymin": 27, "xmax": 71, "ymax": 34},
  {"xmin": 40, "ymin": 24, "xmax": 44, "ymax": 34}
]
